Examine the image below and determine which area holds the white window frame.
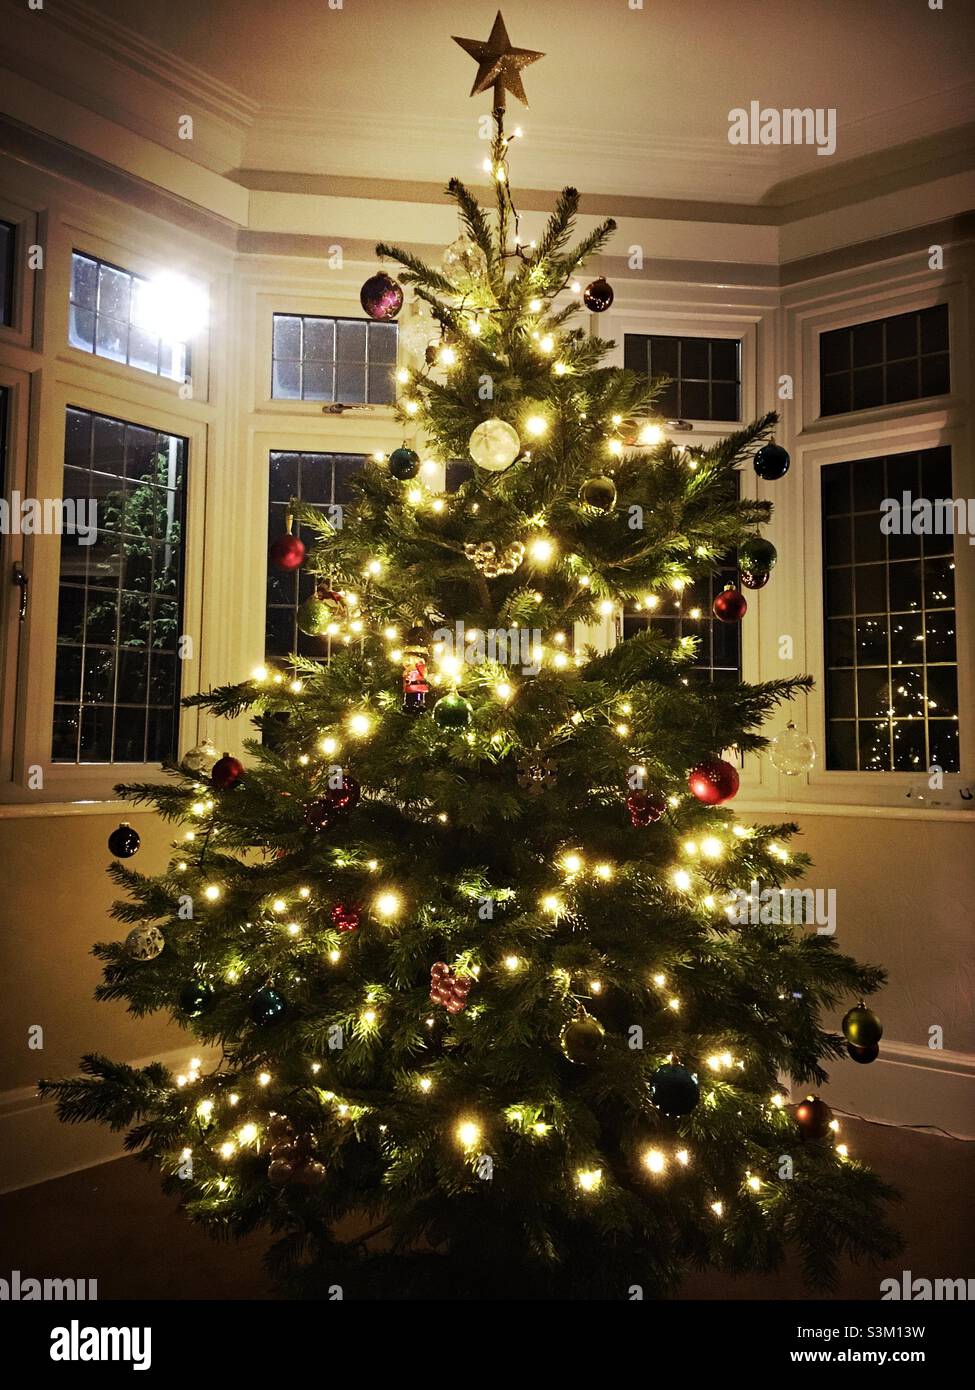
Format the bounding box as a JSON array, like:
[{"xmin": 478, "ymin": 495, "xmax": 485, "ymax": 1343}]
[{"xmin": 0, "ymin": 192, "xmax": 38, "ymax": 352}]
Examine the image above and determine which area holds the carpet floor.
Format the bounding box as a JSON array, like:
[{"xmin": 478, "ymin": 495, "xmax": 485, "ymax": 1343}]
[{"xmin": 1, "ymin": 1116, "xmax": 971, "ymax": 1300}]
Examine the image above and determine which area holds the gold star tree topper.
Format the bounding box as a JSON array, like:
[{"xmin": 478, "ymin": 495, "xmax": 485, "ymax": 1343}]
[{"xmin": 453, "ymin": 11, "xmax": 545, "ymax": 110}]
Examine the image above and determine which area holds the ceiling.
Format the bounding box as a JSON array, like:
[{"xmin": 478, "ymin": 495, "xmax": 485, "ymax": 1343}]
[{"xmin": 7, "ymin": 0, "xmax": 975, "ymax": 206}]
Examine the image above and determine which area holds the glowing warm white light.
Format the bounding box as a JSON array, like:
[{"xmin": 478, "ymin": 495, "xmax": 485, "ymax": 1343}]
[
  {"xmin": 711, "ymin": 1200, "xmax": 724, "ymax": 1217},
  {"xmin": 504, "ymin": 955, "xmax": 521, "ymax": 972},
  {"xmin": 576, "ymin": 1167, "xmax": 603, "ymax": 1192},
  {"xmin": 204, "ymin": 884, "xmax": 221, "ymax": 901},
  {"xmin": 238, "ymin": 1123, "xmax": 258, "ymax": 1146},
  {"xmin": 529, "ymin": 298, "xmax": 543, "ymax": 313},
  {"xmin": 257, "ymin": 1072, "xmax": 271, "ymax": 1086},
  {"xmin": 562, "ymin": 853, "xmax": 583, "ymax": 874},
  {"xmin": 595, "ymin": 863, "xmax": 613, "ymax": 880},
  {"xmin": 132, "ymin": 271, "xmax": 208, "ymax": 344},
  {"xmin": 419, "ymin": 1077, "xmax": 433, "ymax": 1093},
  {"xmin": 672, "ymin": 870, "xmax": 692, "ymax": 891},
  {"xmin": 495, "ymin": 681, "xmax": 513, "ymax": 701},
  {"xmin": 375, "ymin": 891, "xmax": 401, "ymax": 919},
  {"xmin": 638, "ymin": 423, "xmax": 665, "ymax": 447},
  {"xmin": 541, "ymin": 894, "xmax": 563, "ymax": 917},
  {"xmin": 643, "ymin": 1149, "xmax": 666, "ymax": 1175},
  {"xmin": 456, "ymin": 1120, "xmax": 481, "ymax": 1149},
  {"xmin": 271, "ymin": 898, "xmax": 286, "ymax": 914},
  {"xmin": 196, "ymin": 1100, "xmax": 214, "ymax": 1121},
  {"xmin": 361, "ymin": 1008, "xmax": 378, "ymax": 1026},
  {"xmin": 525, "ymin": 415, "xmax": 548, "ymax": 438},
  {"xmin": 676, "ymin": 1149, "xmax": 690, "ymax": 1167},
  {"xmin": 700, "ymin": 836, "xmax": 723, "ymax": 860},
  {"xmin": 349, "ymin": 712, "xmax": 372, "ymax": 737},
  {"xmin": 251, "ymin": 665, "xmax": 269, "ymax": 682}
]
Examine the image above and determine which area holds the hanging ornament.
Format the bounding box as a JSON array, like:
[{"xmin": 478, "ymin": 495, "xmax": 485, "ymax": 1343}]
[
  {"xmin": 359, "ymin": 271, "xmax": 403, "ymax": 321},
  {"xmin": 183, "ymin": 738, "xmax": 220, "ymax": 775},
  {"xmin": 842, "ymin": 1004, "xmax": 883, "ymax": 1049},
  {"xmin": 469, "ymin": 418, "xmax": 521, "ymax": 473},
  {"xmin": 108, "ymin": 822, "xmax": 140, "ymax": 858},
  {"xmin": 250, "ymin": 986, "xmax": 287, "ymax": 1026},
  {"xmin": 739, "ymin": 537, "xmax": 777, "ymax": 576},
  {"xmin": 305, "ymin": 774, "xmax": 361, "ymax": 831},
  {"xmin": 304, "ymin": 798, "xmax": 336, "ymax": 833},
  {"xmin": 579, "ymin": 475, "xmax": 617, "ymax": 511},
  {"xmin": 650, "ymin": 1062, "xmax": 700, "ymax": 1116},
  {"xmin": 331, "ymin": 902, "xmax": 360, "ymax": 933},
  {"xmin": 625, "ymin": 789, "xmax": 666, "ymax": 826},
  {"xmin": 688, "ymin": 758, "xmax": 740, "ymax": 805},
  {"xmin": 516, "ymin": 752, "xmax": 558, "ymax": 794},
  {"xmin": 267, "ymin": 1120, "xmax": 326, "ymax": 1186},
  {"xmin": 464, "ymin": 539, "xmax": 525, "ymax": 577},
  {"xmin": 297, "ymin": 586, "xmax": 345, "ymax": 637},
  {"xmin": 560, "ymin": 1011, "xmax": 606, "ymax": 1064},
  {"xmin": 739, "ymin": 568, "xmax": 770, "ymax": 590},
  {"xmin": 712, "ymin": 585, "xmax": 748, "ymax": 623},
  {"xmin": 398, "ymin": 301, "xmax": 438, "ymax": 359},
  {"xmin": 433, "ymin": 691, "xmax": 473, "ymax": 729},
  {"xmin": 178, "ymin": 980, "xmax": 216, "ymax": 1017},
  {"xmin": 402, "ymin": 625, "xmax": 429, "ymax": 716},
  {"xmin": 769, "ymin": 722, "xmax": 817, "ymax": 776},
  {"xmin": 430, "ymin": 962, "xmax": 473, "ymax": 1014},
  {"xmin": 388, "ymin": 446, "xmax": 420, "ymax": 481},
  {"xmin": 753, "ymin": 441, "xmax": 791, "ymax": 481},
  {"xmin": 211, "ymin": 754, "xmax": 244, "ymax": 791},
  {"xmin": 441, "ymin": 234, "xmax": 489, "ymax": 288},
  {"xmin": 794, "ymin": 1094, "xmax": 832, "ymax": 1141},
  {"xmin": 847, "ymin": 1041, "xmax": 880, "ymax": 1065},
  {"xmin": 583, "ymin": 277, "xmax": 614, "ymax": 312},
  {"xmin": 125, "ymin": 925, "xmax": 165, "ymax": 961},
  {"xmin": 268, "ymin": 530, "xmax": 306, "ymax": 572}
]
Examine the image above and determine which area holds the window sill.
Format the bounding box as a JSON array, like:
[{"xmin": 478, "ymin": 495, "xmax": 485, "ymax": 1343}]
[{"xmin": 735, "ymin": 795, "xmax": 975, "ymax": 824}]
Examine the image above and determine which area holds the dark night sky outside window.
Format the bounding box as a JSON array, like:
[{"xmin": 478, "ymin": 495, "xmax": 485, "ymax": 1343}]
[
  {"xmin": 0, "ymin": 220, "xmax": 14, "ymax": 327},
  {"xmin": 53, "ymin": 407, "xmax": 188, "ymax": 763},
  {"xmin": 822, "ymin": 447, "xmax": 958, "ymax": 772},
  {"xmin": 820, "ymin": 304, "xmax": 949, "ymax": 417},
  {"xmin": 624, "ymin": 334, "xmax": 741, "ymax": 421}
]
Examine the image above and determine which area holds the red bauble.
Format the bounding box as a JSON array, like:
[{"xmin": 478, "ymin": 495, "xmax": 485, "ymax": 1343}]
[
  {"xmin": 712, "ymin": 585, "xmax": 748, "ymax": 623},
  {"xmin": 269, "ymin": 534, "xmax": 306, "ymax": 571},
  {"xmin": 687, "ymin": 758, "xmax": 739, "ymax": 804},
  {"xmin": 625, "ymin": 790, "xmax": 666, "ymax": 826},
  {"xmin": 331, "ymin": 903, "xmax": 360, "ymax": 933},
  {"xmin": 323, "ymin": 773, "xmax": 361, "ymax": 814},
  {"xmin": 430, "ymin": 962, "xmax": 472, "ymax": 1013},
  {"xmin": 211, "ymin": 754, "xmax": 244, "ymax": 790},
  {"xmin": 794, "ymin": 1094, "xmax": 833, "ymax": 1140},
  {"xmin": 740, "ymin": 569, "xmax": 770, "ymax": 591},
  {"xmin": 359, "ymin": 272, "xmax": 404, "ymax": 321}
]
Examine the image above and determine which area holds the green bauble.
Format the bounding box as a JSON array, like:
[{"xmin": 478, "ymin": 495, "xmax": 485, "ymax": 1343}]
[
  {"xmin": 561, "ymin": 1013, "xmax": 605, "ymax": 1064},
  {"xmin": 739, "ymin": 537, "xmax": 778, "ymax": 574},
  {"xmin": 432, "ymin": 691, "xmax": 473, "ymax": 729},
  {"xmin": 842, "ymin": 1005, "xmax": 883, "ymax": 1048},
  {"xmin": 650, "ymin": 1063, "xmax": 699, "ymax": 1115},
  {"xmin": 389, "ymin": 447, "xmax": 420, "ymax": 481},
  {"xmin": 178, "ymin": 981, "xmax": 216, "ymax": 1017},
  {"xmin": 297, "ymin": 595, "xmax": 328, "ymax": 636},
  {"xmin": 579, "ymin": 475, "xmax": 617, "ymax": 511}
]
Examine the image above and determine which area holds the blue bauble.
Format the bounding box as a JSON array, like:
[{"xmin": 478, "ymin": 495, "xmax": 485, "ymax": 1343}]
[
  {"xmin": 388, "ymin": 447, "xmax": 420, "ymax": 480},
  {"xmin": 650, "ymin": 1062, "xmax": 700, "ymax": 1116},
  {"xmin": 754, "ymin": 442, "xmax": 791, "ymax": 481},
  {"xmin": 178, "ymin": 981, "xmax": 217, "ymax": 1018},
  {"xmin": 250, "ymin": 987, "xmax": 286, "ymax": 1026}
]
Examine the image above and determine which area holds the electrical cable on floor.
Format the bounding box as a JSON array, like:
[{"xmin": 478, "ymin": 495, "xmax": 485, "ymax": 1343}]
[{"xmin": 833, "ymin": 1107, "xmax": 974, "ymax": 1143}]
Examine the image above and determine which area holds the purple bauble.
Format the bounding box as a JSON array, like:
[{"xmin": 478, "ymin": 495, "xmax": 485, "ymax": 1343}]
[{"xmin": 360, "ymin": 272, "xmax": 403, "ymax": 321}]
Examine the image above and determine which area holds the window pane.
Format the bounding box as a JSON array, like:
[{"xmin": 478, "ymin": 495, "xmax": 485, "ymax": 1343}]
[
  {"xmin": 68, "ymin": 251, "xmax": 196, "ymax": 383},
  {"xmin": 265, "ymin": 451, "xmax": 367, "ymax": 663},
  {"xmin": 821, "ymin": 447, "xmax": 959, "ymax": 770},
  {"xmin": 819, "ymin": 304, "xmax": 949, "ymax": 417},
  {"xmin": 625, "ymin": 333, "xmax": 742, "ymax": 422},
  {"xmin": 0, "ymin": 219, "xmax": 16, "ymax": 326},
  {"xmin": 52, "ymin": 408, "xmax": 187, "ymax": 764},
  {"xmin": 271, "ymin": 313, "xmax": 398, "ymax": 404}
]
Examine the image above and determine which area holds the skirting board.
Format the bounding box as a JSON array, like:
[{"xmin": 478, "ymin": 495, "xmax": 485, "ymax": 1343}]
[
  {"xmin": 0, "ymin": 1046, "xmax": 221, "ymax": 1194},
  {"xmin": 1, "ymin": 1041, "xmax": 972, "ymax": 1194}
]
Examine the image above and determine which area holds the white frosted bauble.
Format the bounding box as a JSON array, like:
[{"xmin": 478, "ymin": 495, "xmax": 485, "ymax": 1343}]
[
  {"xmin": 399, "ymin": 303, "xmax": 438, "ymax": 360},
  {"xmin": 441, "ymin": 235, "xmax": 488, "ymax": 288},
  {"xmin": 184, "ymin": 738, "xmax": 219, "ymax": 775},
  {"xmin": 126, "ymin": 925, "xmax": 165, "ymax": 961},
  {"xmin": 769, "ymin": 722, "xmax": 817, "ymax": 776},
  {"xmin": 469, "ymin": 418, "xmax": 521, "ymax": 473}
]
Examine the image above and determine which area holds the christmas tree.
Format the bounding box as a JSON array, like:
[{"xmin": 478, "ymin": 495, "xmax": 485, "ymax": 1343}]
[{"xmin": 42, "ymin": 15, "xmax": 900, "ymax": 1299}]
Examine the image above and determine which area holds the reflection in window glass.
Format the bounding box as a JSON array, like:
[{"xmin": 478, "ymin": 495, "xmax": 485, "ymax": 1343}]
[
  {"xmin": 53, "ymin": 406, "xmax": 188, "ymax": 763},
  {"xmin": 822, "ymin": 447, "xmax": 958, "ymax": 771},
  {"xmin": 69, "ymin": 252, "xmax": 190, "ymax": 383}
]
